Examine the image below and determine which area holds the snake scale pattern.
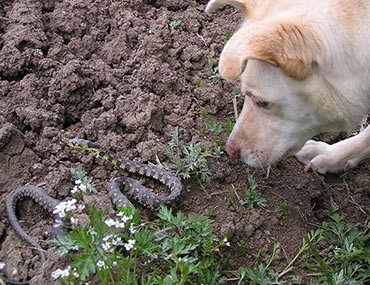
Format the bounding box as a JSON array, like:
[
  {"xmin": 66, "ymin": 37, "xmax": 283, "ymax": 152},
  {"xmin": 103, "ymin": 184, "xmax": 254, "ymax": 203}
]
[{"xmin": 5, "ymin": 138, "xmax": 183, "ymax": 284}]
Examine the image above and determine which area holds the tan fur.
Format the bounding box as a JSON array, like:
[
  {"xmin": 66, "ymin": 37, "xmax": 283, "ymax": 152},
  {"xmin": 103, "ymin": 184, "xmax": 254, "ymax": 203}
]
[
  {"xmin": 206, "ymin": 0, "xmax": 370, "ymax": 173},
  {"xmin": 220, "ymin": 20, "xmax": 321, "ymax": 80}
]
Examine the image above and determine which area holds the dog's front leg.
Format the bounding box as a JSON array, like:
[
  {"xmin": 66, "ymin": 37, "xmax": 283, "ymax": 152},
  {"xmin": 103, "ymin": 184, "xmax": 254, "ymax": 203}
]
[{"xmin": 295, "ymin": 125, "xmax": 370, "ymax": 174}]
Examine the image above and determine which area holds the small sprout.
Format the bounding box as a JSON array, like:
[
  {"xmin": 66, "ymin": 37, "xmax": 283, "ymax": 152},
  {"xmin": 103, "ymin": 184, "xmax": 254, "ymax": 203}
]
[
  {"xmin": 151, "ymin": 27, "xmax": 161, "ymax": 33},
  {"xmin": 169, "ymin": 19, "xmax": 182, "ymax": 30},
  {"xmin": 279, "ymin": 202, "xmax": 292, "ymax": 216},
  {"xmin": 225, "ymin": 119, "xmax": 235, "ymax": 135},
  {"xmin": 201, "ymin": 108, "xmax": 208, "ymax": 118},
  {"xmin": 208, "ymin": 59, "xmax": 220, "ymax": 83},
  {"xmin": 205, "ymin": 119, "xmax": 223, "ymax": 135},
  {"xmin": 196, "ymin": 77, "xmax": 202, "ymax": 88},
  {"xmin": 243, "ymin": 176, "xmax": 267, "ymax": 209},
  {"xmin": 223, "ymin": 30, "xmax": 233, "ymax": 44}
]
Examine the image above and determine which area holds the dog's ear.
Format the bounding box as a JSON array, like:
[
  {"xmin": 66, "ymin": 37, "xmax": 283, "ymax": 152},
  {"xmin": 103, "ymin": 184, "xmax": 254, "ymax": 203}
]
[
  {"xmin": 205, "ymin": 0, "xmax": 257, "ymax": 16},
  {"xmin": 219, "ymin": 21, "xmax": 321, "ymax": 80}
]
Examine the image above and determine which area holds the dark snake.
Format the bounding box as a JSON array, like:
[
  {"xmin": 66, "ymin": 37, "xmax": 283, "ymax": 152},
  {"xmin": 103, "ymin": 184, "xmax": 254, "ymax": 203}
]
[{"xmin": 4, "ymin": 138, "xmax": 183, "ymax": 284}]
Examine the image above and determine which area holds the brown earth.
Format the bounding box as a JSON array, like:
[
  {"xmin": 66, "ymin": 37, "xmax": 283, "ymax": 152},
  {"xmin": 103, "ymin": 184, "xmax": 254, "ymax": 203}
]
[{"xmin": 0, "ymin": 0, "xmax": 369, "ymax": 284}]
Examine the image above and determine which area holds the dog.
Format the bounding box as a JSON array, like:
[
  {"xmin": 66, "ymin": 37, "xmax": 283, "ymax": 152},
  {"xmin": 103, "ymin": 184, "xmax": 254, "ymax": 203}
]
[{"xmin": 205, "ymin": 0, "xmax": 370, "ymax": 174}]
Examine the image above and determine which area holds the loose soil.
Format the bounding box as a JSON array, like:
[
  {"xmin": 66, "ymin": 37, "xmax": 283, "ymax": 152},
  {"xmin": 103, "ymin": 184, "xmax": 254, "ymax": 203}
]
[{"xmin": 0, "ymin": 0, "xmax": 369, "ymax": 284}]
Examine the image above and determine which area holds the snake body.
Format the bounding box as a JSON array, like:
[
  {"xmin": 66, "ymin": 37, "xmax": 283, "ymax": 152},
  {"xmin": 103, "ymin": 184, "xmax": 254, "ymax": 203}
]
[
  {"xmin": 5, "ymin": 138, "xmax": 183, "ymax": 283},
  {"xmin": 68, "ymin": 138, "xmax": 183, "ymax": 208},
  {"xmin": 6, "ymin": 185, "xmax": 61, "ymax": 265}
]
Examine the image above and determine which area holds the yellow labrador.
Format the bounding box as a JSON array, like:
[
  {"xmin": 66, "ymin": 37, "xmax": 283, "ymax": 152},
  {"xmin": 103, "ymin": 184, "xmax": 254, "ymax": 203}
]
[{"xmin": 206, "ymin": 0, "xmax": 370, "ymax": 174}]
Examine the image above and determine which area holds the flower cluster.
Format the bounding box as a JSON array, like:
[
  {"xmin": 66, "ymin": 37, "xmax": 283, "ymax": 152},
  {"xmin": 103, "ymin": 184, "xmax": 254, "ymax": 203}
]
[
  {"xmin": 53, "ymin": 199, "xmax": 77, "ymax": 218},
  {"xmin": 53, "ymin": 199, "xmax": 85, "ymax": 229},
  {"xmin": 51, "ymin": 266, "xmax": 71, "ymax": 279},
  {"xmin": 104, "ymin": 212, "xmax": 133, "ymax": 229},
  {"xmin": 51, "ymin": 266, "xmax": 79, "ymax": 280},
  {"xmin": 102, "ymin": 234, "xmax": 123, "ymax": 252},
  {"xmin": 71, "ymin": 179, "xmax": 88, "ymax": 195},
  {"xmin": 70, "ymin": 168, "xmax": 96, "ymax": 195},
  {"xmin": 124, "ymin": 239, "xmax": 136, "ymax": 251}
]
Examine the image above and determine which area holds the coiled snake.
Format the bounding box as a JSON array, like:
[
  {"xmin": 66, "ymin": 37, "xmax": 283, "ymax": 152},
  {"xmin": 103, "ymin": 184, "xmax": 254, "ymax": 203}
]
[{"xmin": 4, "ymin": 138, "xmax": 182, "ymax": 284}]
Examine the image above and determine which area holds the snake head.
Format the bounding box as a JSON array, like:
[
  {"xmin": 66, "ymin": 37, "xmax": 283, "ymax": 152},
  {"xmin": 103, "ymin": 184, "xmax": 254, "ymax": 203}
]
[{"xmin": 68, "ymin": 138, "xmax": 91, "ymax": 150}]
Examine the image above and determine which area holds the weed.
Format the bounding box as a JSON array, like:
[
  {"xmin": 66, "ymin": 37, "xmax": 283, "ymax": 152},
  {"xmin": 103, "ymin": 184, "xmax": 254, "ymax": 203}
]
[
  {"xmin": 70, "ymin": 168, "xmax": 96, "ymax": 199},
  {"xmin": 156, "ymin": 128, "xmax": 213, "ymax": 191},
  {"xmin": 204, "ymin": 119, "xmax": 223, "ymax": 135},
  {"xmin": 223, "ymin": 31, "xmax": 233, "ymax": 45},
  {"xmin": 279, "ymin": 202, "xmax": 292, "ymax": 216},
  {"xmin": 151, "ymin": 27, "xmax": 161, "ymax": 33},
  {"xmin": 201, "ymin": 108, "xmax": 208, "ymax": 118},
  {"xmin": 196, "ymin": 77, "xmax": 202, "ymax": 88},
  {"xmin": 281, "ymin": 213, "xmax": 370, "ymax": 284},
  {"xmin": 242, "ymin": 175, "xmax": 267, "ymax": 209},
  {"xmin": 207, "ymin": 59, "xmax": 220, "ymax": 84},
  {"xmin": 51, "ymin": 197, "xmax": 229, "ymax": 284},
  {"xmin": 69, "ymin": 32, "xmax": 75, "ymax": 40},
  {"xmin": 225, "ymin": 119, "xmax": 234, "ymax": 135},
  {"xmin": 237, "ymin": 244, "xmax": 282, "ymax": 285},
  {"xmin": 169, "ymin": 19, "xmax": 182, "ymax": 30}
]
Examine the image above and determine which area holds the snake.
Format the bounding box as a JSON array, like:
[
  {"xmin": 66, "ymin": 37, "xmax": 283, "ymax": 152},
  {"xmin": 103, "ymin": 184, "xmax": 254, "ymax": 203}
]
[{"xmin": 5, "ymin": 138, "xmax": 183, "ymax": 284}]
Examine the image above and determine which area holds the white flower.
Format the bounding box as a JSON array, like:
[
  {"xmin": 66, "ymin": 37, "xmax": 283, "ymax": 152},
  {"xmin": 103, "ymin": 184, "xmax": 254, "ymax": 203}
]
[
  {"xmin": 223, "ymin": 237, "xmax": 231, "ymax": 247},
  {"xmin": 71, "ymin": 185, "xmax": 79, "ymax": 194},
  {"xmin": 96, "ymin": 260, "xmax": 106, "ymax": 270},
  {"xmin": 70, "ymin": 217, "xmax": 78, "ymax": 225},
  {"xmin": 73, "ymin": 271, "xmax": 79, "ymax": 278},
  {"xmin": 75, "ymin": 179, "xmax": 83, "ymax": 185},
  {"xmin": 0, "ymin": 262, "xmax": 5, "ymax": 270},
  {"xmin": 53, "ymin": 199, "xmax": 77, "ymax": 218},
  {"xmin": 79, "ymin": 184, "xmax": 87, "ymax": 192},
  {"xmin": 54, "ymin": 219, "xmax": 63, "ymax": 228},
  {"xmin": 103, "ymin": 234, "xmax": 112, "ymax": 242},
  {"xmin": 51, "ymin": 266, "xmax": 70, "ymax": 279},
  {"xmin": 112, "ymin": 236, "xmax": 122, "ymax": 246},
  {"xmin": 78, "ymin": 204, "xmax": 85, "ymax": 211},
  {"xmin": 11, "ymin": 268, "xmax": 17, "ymax": 276},
  {"xmin": 124, "ymin": 239, "xmax": 136, "ymax": 251},
  {"xmin": 102, "ymin": 241, "xmax": 112, "ymax": 252},
  {"xmin": 117, "ymin": 212, "xmax": 133, "ymax": 223},
  {"xmin": 129, "ymin": 223, "xmax": 136, "ymax": 234},
  {"xmin": 105, "ymin": 218, "xmax": 117, "ymax": 227}
]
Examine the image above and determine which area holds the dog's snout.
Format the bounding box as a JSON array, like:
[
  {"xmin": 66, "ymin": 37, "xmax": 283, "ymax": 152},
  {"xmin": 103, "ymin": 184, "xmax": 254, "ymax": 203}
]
[{"xmin": 226, "ymin": 139, "xmax": 240, "ymax": 159}]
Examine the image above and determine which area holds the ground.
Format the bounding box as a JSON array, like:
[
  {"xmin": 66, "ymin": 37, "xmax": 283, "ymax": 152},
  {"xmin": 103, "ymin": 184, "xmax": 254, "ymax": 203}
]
[{"xmin": 0, "ymin": 0, "xmax": 369, "ymax": 284}]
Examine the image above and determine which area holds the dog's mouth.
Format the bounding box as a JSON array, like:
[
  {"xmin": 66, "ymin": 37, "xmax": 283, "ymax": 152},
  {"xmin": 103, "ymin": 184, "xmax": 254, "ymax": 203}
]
[{"xmin": 239, "ymin": 144, "xmax": 302, "ymax": 169}]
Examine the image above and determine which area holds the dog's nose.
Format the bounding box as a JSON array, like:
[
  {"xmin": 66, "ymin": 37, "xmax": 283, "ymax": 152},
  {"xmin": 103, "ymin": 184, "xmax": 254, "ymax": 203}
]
[{"xmin": 225, "ymin": 139, "xmax": 240, "ymax": 159}]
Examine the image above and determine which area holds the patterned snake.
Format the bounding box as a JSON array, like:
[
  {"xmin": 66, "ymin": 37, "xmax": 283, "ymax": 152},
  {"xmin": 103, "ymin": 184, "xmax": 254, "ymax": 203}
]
[{"xmin": 5, "ymin": 138, "xmax": 183, "ymax": 284}]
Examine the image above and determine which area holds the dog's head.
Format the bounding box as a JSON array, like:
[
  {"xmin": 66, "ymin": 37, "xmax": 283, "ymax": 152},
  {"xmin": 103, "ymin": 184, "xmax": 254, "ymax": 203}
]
[{"xmin": 206, "ymin": 0, "xmax": 359, "ymax": 168}]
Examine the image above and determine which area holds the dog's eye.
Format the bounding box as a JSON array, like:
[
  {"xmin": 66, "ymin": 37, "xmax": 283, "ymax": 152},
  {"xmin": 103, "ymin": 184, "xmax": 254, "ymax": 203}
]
[{"xmin": 256, "ymin": 101, "xmax": 270, "ymax": 108}]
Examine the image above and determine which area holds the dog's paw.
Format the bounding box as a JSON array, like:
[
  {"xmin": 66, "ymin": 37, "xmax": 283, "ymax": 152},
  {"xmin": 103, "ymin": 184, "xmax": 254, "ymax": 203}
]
[{"xmin": 295, "ymin": 139, "xmax": 360, "ymax": 174}]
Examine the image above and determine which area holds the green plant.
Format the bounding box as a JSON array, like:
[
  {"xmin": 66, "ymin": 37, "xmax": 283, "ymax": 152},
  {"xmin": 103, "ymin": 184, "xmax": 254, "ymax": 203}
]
[
  {"xmin": 70, "ymin": 168, "xmax": 96, "ymax": 199},
  {"xmin": 243, "ymin": 176, "xmax": 267, "ymax": 209},
  {"xmin": 281, "ymin": 213, "xmax": 370, "ymax": 284},
  {"xmin": 207, "ymin": 59, "xmax": 220, "ymax": 84},
  {"xmin": 151, "ymin": 27, "xmax": 161, "ymax": 33},
  {"xmin": 204, "ymin": 119, "xmax": 223, "ymax": 135},
  {"xmin": 196, "ymin": 77, "xmax": 202, "ymax": 88},
  {"xmin": 156, "ymin": 128, "xmax": 213, "ymax": 191},
  {"xmin": 51, "ymin": 201, "xmax": 229, "ymax": 284},
  {"xmin": 237, "ymin": 244, "xmax": 282, "ymax": 285},
  {"xmin": 223, "ymin": 31, "xmax": 233, "ymax": 45},
  {"xmin": 225, "ymin": 119, "xmax": 234, "ymax": 135},
  {"xmin": 169, "ymin": 19, "xmax": 182, "ymax": 30},
  {"xmin": 279, "ymin": 202, "xmax": 292, "ymax": 216}
]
